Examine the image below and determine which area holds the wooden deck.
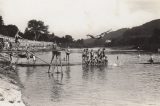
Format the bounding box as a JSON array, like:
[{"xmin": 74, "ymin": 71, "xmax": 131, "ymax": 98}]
[{"xmin": 13, "ymin": 62, "xmax": 82, "ymax": 67}]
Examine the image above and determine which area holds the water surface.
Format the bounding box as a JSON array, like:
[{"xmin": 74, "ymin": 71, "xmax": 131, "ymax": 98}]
[{"xmin": 17, "ymin": 49, "xmax": 160, "ymax": 106}]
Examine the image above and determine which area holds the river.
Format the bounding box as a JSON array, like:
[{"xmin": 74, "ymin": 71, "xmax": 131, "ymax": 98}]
[{"xmin": 17, "ymin": 48, "xmax": 160, "ymax": 106}]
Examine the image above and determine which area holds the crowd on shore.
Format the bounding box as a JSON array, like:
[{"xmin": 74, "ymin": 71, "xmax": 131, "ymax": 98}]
[
  {"xmin": 0, "ymin": 34, "xmax": 52, "ymax": 51},
  {"xmin": 82, "ymin": 48, "xmax": 108, "ymax": 65}
]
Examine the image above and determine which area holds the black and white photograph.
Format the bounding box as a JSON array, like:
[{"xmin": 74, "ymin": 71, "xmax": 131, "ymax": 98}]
[{"xmin": 0, "ymin": 0, "xmax": 160, "ymax": 106}]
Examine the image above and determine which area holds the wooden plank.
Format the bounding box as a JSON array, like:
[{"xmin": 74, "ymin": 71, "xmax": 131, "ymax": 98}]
[
  {"xmin": 139, "ymin": 62, "xmax": 160, "ymax": 64},
  {"xmin": 14, "ymin": 62, "xmax": 82, "ymax": 67}
]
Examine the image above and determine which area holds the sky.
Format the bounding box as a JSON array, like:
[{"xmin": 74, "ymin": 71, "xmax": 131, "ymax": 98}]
[{"xmin": 0, "ymin": 0, "xmax": 160, "ymax": 39}]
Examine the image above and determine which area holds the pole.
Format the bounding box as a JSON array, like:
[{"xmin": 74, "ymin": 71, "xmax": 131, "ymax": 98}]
[{"xmin": 26, "ymin": 50, "xmax": 51, "ymax": 66}]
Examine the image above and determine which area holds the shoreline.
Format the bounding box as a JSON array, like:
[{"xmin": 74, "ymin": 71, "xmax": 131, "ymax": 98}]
[{"xmin": 0, "ymin": 66, "xmax": 26, "ymax": 106}]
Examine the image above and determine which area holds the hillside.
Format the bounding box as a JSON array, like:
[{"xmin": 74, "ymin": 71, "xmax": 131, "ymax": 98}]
[
  {"xmin": 103, "ymin": 28, "xmax": 128, "ymax": 40},
  {"xmin": 83, "ymin": 19, "xmax": 160, "ymax": 51},
  {"xmin": 120, "ymin": 19, "xmax": 160, "ymax": 51}
]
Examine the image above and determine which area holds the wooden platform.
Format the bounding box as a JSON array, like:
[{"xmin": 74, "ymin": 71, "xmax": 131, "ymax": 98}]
[
  {"xmin": 13, "ymin": 62, "xmax": 108, "ymax": 67},
  {"xmin": 139, "ymin": 62, "xmax": 160, "ymax": 64},
  {"xmin": 1, "ymin": 49, "xmax": 63, "ymax": 53},
  {"xmin": 14, "ymin": 62, "xmax": 82, "ymax": 67}
]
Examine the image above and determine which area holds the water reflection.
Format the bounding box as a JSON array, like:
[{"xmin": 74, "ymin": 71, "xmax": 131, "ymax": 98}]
[
  {"xmin": 48, "ymin": 72, "xmax": 64, "ymax": 102},
  {"xmin": 51, "ymin": 83, "xmax": 63, "ymax": 102},
  {"xmin": 48, "ymin": 64, "xmax": 63, "ymax": 75},
  {"xmin": 82, "ymin": 65, "xmax": 108, "ymax": 81},
  {"xmin": 65, "ymin": 66, "xmax": 71, "ymax": 80},
  {"xmin": 48, "ymin": 72, "xmax": 63, "ymax": 83},
  {"xmin": 18, "ymin": 51, "xmax": 160, "ymax": 106},
  {"xmin": 26, "ymin": 66, "xmax": 36, "ymax": 78}
]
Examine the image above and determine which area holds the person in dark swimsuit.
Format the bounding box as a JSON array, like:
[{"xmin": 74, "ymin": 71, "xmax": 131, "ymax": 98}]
[
  {"xmin": 90, "ymin": 49, "xmax": 94, "ymax": 65},
  {"xmin": 82, "ymin": 49, "xmax": 86, "ymax": 62},
  {"xmin": 50, "ymin": 42, "xmax": 61, "ymax": 64},
  {"xmin": 65, "ymin": 47, "xmax": 70, "ymax": 61},
  {"xmin": 149, "ymin": 54, "xmax": 154, "ymax": 63}
]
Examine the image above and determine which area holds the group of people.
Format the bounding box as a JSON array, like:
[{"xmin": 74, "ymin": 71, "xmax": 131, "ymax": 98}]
[
  {"xmin": 4, "ymin": 39, "xmax": 12, "ymax": 50},
  {"xmin": 7, "ymin": 31, "xmax": 37, "ymax": 62},
  {"xmin": 82, "ymin": 48, "xmax": 108, "ymax": 65}
]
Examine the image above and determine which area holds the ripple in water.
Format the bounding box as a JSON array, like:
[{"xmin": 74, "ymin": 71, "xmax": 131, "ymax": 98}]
[{"xmin": 17, "ymin": 50, "xmax": 160, "ymax": 106}]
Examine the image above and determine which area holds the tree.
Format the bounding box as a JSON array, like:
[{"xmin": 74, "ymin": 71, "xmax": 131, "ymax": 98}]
[
  {"xmin": 47, "ymin": 33, "xmax": 55, "ymax": 42},
  {"xmin": 0, "ymin": 16, "xmax": 4, "ymax": 26},
  {"xmin": 5, "ymin": 25, "xmax": 18, "ymax": 37},
  {"xmin": 24, "ymin": 19, "xmax": 49, "ymax": 41},
  {"xmin": 65, "ymin": 35, "xmax": 73, "ymax": 43},
  {"xmin": 0, "ymin": 24, "xmax": 18, "ymax": 37},
  {"xmin": 0, "ymin": 16, "xmax": 4, "ymax": 33}
]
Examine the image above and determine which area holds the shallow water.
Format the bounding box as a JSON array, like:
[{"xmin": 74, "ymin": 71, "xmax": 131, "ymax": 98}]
[{"xmin": 17, "ymin": 49, "xmax": 160, "ymax": 106}]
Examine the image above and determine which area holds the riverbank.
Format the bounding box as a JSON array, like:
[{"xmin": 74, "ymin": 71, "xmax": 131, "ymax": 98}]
[{"xmin": 0, "ymin": 66, "xmax": 25, "ymax": 106}]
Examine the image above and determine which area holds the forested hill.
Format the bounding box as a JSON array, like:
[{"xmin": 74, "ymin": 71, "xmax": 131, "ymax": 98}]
[
  {"xmin": 116, "ymin": 19, "xmax": 160, "ymax": 51},
  {"xmin": 84, "ymin": 19, "xmax": 160, "ymax": 51},
  {"xmin": 0, "ymin": 16, "xmax": 84, "ymax": 48}
]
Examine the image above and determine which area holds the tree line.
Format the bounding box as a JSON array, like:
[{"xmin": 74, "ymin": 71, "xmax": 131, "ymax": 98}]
[{"xmin": 0, "ymin": 16, "xmax": 84, "ymax": 48}]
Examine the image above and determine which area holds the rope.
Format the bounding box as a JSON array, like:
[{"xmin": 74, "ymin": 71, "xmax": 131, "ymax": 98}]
[{"xmin": 26, "ymin": 50, "xmax": 51, "ymax": 66}]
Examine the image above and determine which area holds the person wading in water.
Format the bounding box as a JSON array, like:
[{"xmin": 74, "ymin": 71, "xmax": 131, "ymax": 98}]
[
  {"xmin": 48, "ymin": 42, "xmax": 62, "ymax": 73},
  {"xmin": 50, "ymin": 42, "xmax": 61, "ymax": 64},
  {"xmin": 65, "ymin": 47, "xmax": 70, "ymax": 62},
  {"xmin": 149, "ymin": 54, "xmax": 154, "ymax": 63}
]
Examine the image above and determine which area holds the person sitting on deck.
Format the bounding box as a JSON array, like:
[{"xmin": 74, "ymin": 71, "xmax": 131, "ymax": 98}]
[
  {"xmin": 97, "ymin": 49, "xmax": 102, "ymax": 64},
  {"xmin": 85, "ymin": 49, "xmax": 90, "ymax": 65},
  {"xmin": 82, "ymin": 48, "xmax": 108, "ymax": 66},
  {"xmin": 82, "ymin": 49, "xmax": 86, "ymax": 63},
  {"xmin": 103, "ymin": 56, "xmax": 108, "ymax": 64},
  {"xmin": 24, "ymin": 45, "xmax": 36, "ymax": 62},
  {"xmin": 101, "ymin": 48, "xmax": 106, "ymax": 58},
  {"xmin": 89, "ymin": 49, "xmax": 94, "ymax": 65},
  {"xmin": 93, "ymin": 56, "xmax": 97, "ymax": 64},
  {"xmin": 30, "ymin": 54, "xmax": 36, "ymax": 63},
  {"xmin": 97, "ymin": 49, "xmax": 101, "ymax": 58}
]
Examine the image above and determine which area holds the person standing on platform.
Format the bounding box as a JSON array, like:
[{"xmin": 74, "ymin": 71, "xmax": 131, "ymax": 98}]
[{"xmin": 15, "ymin": 30, "xmax": 22, "ymax": 50}]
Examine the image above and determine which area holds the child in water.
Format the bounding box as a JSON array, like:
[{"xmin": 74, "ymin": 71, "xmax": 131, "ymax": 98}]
[{"xmin": 149, "ymin": 54, "xmax": 154, "ymax": 63}]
